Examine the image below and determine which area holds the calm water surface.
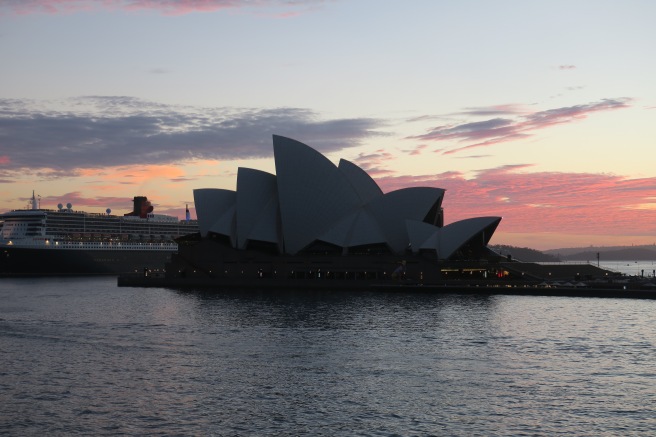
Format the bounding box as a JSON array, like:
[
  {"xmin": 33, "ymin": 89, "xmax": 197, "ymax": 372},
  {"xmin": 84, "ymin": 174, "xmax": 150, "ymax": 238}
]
[
  {"xmin": 600, "ymin": 260, "xmax": 656, "ymax": 277},
  {"xmin": 1, "ymin": 277, "xmax": 655, "ymax": 436}
]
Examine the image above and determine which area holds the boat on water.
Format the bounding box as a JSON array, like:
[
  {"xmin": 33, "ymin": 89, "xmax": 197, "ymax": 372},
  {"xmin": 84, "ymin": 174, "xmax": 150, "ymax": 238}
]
[{"xmin": 0, "ymin": 192, "xmax": 198, "ymax": 276}]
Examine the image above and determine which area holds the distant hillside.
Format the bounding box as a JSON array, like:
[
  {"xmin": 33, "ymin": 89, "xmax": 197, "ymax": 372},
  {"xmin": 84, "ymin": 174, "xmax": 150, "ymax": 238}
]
[
  {"xmin": 564, "ymin": 247, "xmax": 656, "ymax": 261},
  {"xmin": 489, "ymin": 245, "xmax": 560, "ymax": 262},
  {"xmin": 544, "ymin": 245, "xmax": 656, "ymax": 261}
]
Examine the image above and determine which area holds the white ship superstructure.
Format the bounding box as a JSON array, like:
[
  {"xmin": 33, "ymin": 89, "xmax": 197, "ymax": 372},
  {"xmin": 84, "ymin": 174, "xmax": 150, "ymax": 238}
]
[{"xmin": 1, "ymin": 192, "xmax": 198, "ymax": 275}]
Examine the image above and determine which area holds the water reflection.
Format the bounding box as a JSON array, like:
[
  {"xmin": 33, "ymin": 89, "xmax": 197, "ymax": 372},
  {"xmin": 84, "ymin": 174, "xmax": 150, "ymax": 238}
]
[
  {"xmin": 2, "ymin": 279, "xmax": 656, "ymax": 435},
  {"xmin": 177, "ymin": 288, "xmax": 498, "ymax": 331}
]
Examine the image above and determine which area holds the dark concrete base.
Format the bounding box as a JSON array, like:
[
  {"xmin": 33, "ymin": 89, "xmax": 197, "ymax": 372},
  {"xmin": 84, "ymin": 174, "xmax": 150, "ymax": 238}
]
[{"xmin": 117, "ymin": 274, "xmax": 656, "ymax": 300}]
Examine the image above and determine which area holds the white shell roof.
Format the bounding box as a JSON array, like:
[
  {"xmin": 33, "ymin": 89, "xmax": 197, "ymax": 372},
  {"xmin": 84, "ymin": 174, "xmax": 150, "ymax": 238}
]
[
  {"xmin": 236, "ymin": 167, "xmax": 281, "ymax": 250},
  {"xmin": 338, "ymin": 158, "xmax": 383, "ymax": 204},
  {"xmin": 193, "ymin": 188, "xmax": 236, "ymax": 239},
  {"xmin": 192, "ymin": 135, "xmax": 501, "ymax": 258},
  {"xmin": 366, "ymin": 187, "xmax": 445, "ymax": 253},
  {"xmin": 273, "ymin": 135, "xmax": 362, "ymax": 254},
  {"xmin": 418, "ymin": 216, "xmax": 502, "ymax": 259}
]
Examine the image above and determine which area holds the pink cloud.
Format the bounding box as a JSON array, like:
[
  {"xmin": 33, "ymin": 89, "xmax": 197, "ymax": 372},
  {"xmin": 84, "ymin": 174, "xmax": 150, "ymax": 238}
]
[
  {"xmin": 442, "ymin": 133, "xmax": 529, "ymax": 155},
  {"xmin": 406, "ymin": 144, "xmax": 427, "ymax": 156},
  {"xmin": 0, "ymin": 155, "xmax": 10, "ymax": 164},
  {"xmin": 375, "ymin": 166, "xmax": 656, "ymax": 241},
  {"xmin": 3, "ymin": 0, "xmax": 96, "ymax": 15},
  {"xmin": 412, "ymin": 98, "xmax": 632, "ymax": 155},
  {"xmin": 350, "ymin": 149, "xmax": 396, "ymax": 177},
  {"xmin": 1, "ymin": 0, "xmax": 323, "ymax": 16}
]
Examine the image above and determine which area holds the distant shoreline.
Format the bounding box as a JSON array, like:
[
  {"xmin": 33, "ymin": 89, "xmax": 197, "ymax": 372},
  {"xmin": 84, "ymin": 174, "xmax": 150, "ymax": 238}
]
[
  {"xmin": 492, "ymin": 244, "xmax": 656, "ymax": 264},
  {"xmin": 542, "ymin": 260, "xmax": 656, "ymax": 277}
]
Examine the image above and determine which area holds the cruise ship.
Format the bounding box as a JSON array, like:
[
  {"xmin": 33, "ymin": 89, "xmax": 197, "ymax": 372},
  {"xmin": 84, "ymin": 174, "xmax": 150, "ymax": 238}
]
[{"xmin": 0, "ymin": 192, "xmax": 198, "ymax": 276}]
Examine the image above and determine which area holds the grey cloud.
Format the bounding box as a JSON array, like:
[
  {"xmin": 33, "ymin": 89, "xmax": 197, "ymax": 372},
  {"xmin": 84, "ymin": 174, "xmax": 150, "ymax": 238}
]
[
  {"xmin": 524, "ymin": 98, "xmax": 631, "ymax": 126},
  {"xmin": 456, "ymin": 155, "xmax": 492, "ymax": 159},
  {"xmin": 0, "ymin": 97, "xmax": 385, "ymax": 173},
  {"xmin": 456, "ymin": 105, "xmax": 526, "ymax": 117},
  {"xmin": 446, "ymin": 118, "xmax": 513, "ymax": 134},
  {"xmin": 411, "ymin": 98, "xmax": 632, "ymax": 154},
  {"xmin": 416, "ymin": 118, "xmax": 514, "ymax": 142}
]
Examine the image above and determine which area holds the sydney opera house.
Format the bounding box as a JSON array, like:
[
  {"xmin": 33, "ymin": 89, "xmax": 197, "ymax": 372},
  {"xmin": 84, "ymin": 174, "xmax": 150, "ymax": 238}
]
[{"xmin": 162, "ymin": 135, "xmax": 502, "ymax": 287}]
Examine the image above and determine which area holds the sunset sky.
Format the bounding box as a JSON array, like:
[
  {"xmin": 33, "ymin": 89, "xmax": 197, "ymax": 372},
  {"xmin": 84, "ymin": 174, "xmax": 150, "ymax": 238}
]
[{"xmin": 1, "ymin": 0, "xmax": 655, "ymax": 250}]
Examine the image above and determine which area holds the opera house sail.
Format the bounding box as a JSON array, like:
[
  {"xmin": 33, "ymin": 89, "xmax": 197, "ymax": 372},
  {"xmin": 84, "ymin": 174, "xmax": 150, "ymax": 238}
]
[{"xmin": 123, "ymin": 135, "xmax": 502, "ymax": 288}]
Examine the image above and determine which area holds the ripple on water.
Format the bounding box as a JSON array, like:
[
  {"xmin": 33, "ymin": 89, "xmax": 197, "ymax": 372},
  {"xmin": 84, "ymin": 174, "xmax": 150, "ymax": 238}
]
[{"xmin": 1, "ymin": 279, "xmax": 656, "ymax": 435}]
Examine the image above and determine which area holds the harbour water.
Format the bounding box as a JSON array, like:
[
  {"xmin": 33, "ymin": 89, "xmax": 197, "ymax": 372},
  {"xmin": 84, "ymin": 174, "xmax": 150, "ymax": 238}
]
[
  {"xmin": 2, "ymin": 277, "xmax": 656, "ymax": 435},
  {"xmin": 600, "ymin": 260, "xmax": 656, "ymax": 277}
]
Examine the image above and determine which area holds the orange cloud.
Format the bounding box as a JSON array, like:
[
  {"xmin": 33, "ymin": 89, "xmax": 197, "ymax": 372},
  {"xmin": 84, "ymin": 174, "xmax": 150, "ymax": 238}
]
[
  {"xmin": 70, "ymin": 164, "xmax": 186, "ymax": 189},
  {"xmin": 111, "ymin": 164, "xmax": 186, "ymax": 182}
]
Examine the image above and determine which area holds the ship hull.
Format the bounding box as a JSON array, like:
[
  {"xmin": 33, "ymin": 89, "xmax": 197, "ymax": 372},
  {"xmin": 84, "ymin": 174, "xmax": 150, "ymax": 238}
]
[{"xmin": 0, "ymin": 246, "xmax": 174, "ymax": 276}]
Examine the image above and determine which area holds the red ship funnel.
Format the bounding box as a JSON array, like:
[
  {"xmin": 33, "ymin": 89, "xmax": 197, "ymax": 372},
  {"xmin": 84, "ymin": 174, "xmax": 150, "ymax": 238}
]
[{"xmin": 124, "ymin": 196, "xmax": 153, "ymax": 218}]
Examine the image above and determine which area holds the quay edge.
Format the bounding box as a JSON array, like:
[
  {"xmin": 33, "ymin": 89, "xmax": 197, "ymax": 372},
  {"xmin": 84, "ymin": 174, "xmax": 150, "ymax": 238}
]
[{"xmin": 117, "ymin": 272, "xmax": 656, "ymax": 300}]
